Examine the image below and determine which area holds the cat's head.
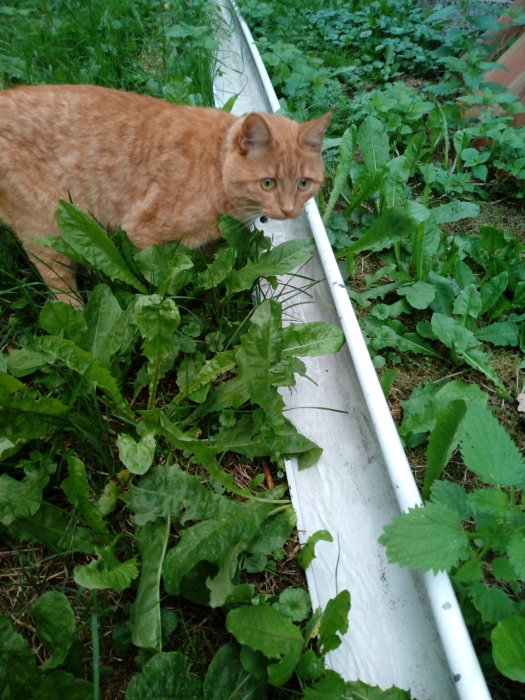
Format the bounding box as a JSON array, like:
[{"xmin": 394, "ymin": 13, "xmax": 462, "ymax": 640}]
[{"xmin": 222, "ymin": 111, "xmax": 331, "ymax": 224}]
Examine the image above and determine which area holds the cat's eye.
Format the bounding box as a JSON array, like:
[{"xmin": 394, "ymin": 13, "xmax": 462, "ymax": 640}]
[
  {"xmin": 297, "ymin": 178, "xmax": 311, "ymax": 190},
  {"xmin": 261, "ymin": 177, "xmax": 276, "ymax": 191}
]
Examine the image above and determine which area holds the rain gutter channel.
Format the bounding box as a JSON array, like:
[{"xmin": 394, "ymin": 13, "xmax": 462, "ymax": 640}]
[{"xmin": 212, "ymin": 2, "xmax": 492, "ymax": 698}]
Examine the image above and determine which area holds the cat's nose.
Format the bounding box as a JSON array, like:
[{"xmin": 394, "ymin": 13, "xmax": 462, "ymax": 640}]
[{"xmin": 280, "ymin": 205, "xmax": 295, "ymax": 218}]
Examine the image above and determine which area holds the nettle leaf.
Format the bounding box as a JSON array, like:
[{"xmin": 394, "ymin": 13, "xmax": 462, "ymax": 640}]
[
  {"xmin": 125, "ymin": 651, "xmax": 202, "ymax": 700},
  {"xmin": 460, "ymin": 402, "xmax": 525, "ymax": 488},
  {"xmin": 318, "ymin": 590, "xmax": 351, "ymax": 654},
  {"xmin": 226, "ymin": 604, "xmax": 303, "ymax": 660},
  {"xmin": 492, "ymin": 615, "xmax": 525, "ymax": 682},
  {"xmin": 469, "ymin": 582, "xmax": 516, "ymax": 624},
  {"xmin": 116, "ymin": 432, "xmax": 156, "ymax": 475},
  {"xmin": 297, "ymin": 529, "xmax": 333, "ymax": 569},
  {"xmin": 423, "ymin": 399, "xmax": 467, "ymax": 500},
  {"xmin": 282, "ymin": 322, "xmax": 344, "ymax": 357},
  {"xmin": 379, "ymin": 502, "xmax": 471, "ymax": 573},
  {"xmin": 73, "ymin": 546, "xmax": 138, "ymax": 591},
  {"xmin": 55, "ymin": 200, "xmax": 146, "ymax": 292},
  {"xmin": 61, "ymin": 455, "xmax": 109, "ymax": 535},
  {"xmin": 203, "ymin": 643, "xmax": 266, "ymax": 700},
  {"xmin": 227, "ymin": 238, "xmax": 315, "ymax": 293},
  {"xmin": 131, "ymin": 518, "xmax": 170, "ymax": 651},
  {"xmin": 31, "ymin": 591, "xmax": 75, "ymax": 670},
  {"xmin": 430, "ymin": 480, "xmax": 470, "ymax": 520}
]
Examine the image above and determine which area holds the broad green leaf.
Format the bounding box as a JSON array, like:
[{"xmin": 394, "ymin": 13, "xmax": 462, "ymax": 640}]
[
  {"xmin": 423, "ymin": 399, "xmax": 467, "ymax": 500},
  {"xmin": 128, "ymin": 464, "xmax": 230, "ymax": 526},
  {"xmin": 0, "ymin": 462, "xmax": 50, "ymax": 525},
  {"xmin": 173, "ymin": 350, "xmax": 236, "ymax": 404},
  {"xmin": 379, "ymin": 502, "xmax": 471, "ymax": 573},
  {"xmin": 74, "ymin": 546, "xmax": 138, "ymax": 591},
  {"xmin": 6, "ymin": 502, "xmax": 97, "ymax": 554},
  {"xmin": 474, "ymin": 321, "xmax": 519, "ymax": 347},
  {"xmin": 430, "ymin": 480, "xmax": 470, "ymax": 520},
  {"xmin": 196, "ymin": 246, "xmax": 237, "ymax": 289},
  {"xmin": 226, "ymin": 604, "xmax": 303, "ymax": 659},
  {"xmin": 247, "ymin": 508, "xmax": 296, "ymax": 555},
  {"xmin": 203, "ymin": 643, "xmax": 266, "ymax": 700},
  {"xmin": 135, "ymin": 244, "xmax": 194, "ymax": 295},
  {"xmin": 453, "ymin": 284, "xmax": 482, "ymax": 320},
  {"xmin": 428, "ymin": 271, "xmax": 455, "ymax": 315},
  {"xmin": 429, "ymin": 200, "xmax": 480, "ymax": 224},
  {"xmin": 267, "ymin": 649, "xmax": 302, "ymax": 686},
  {"xmin": 273, "ymin": 588, "xmax": 311, "ymax": 623},
  {"xmin": 117, "ymin": 432, "xmax": 156, "ymax": 475},
  {"xmin": 55, "ymin": 200, "xmax": 146, "ymax": 291},
  {"xmin": 470, "ymin": 583, "xmax": 516, "ymax": 624},
  {"xmin": 83, "ymin": 284, "xmax": 130, "ymax": 366},
  {"xmin": 282, "ymin": 322, "xmax": 344, "ymax": 357},
  {"xmin": 31, "ymin": 591, "xmax": 75, "ymax": 670},
  {"xmin": 492, "ymin": 615, "xmax": 525, "ymax": 682},
  {"xmin": 227, "ymin": 239, "xmax": 315, "ymax": 293},
  {"xmin": 357, "ymin": 115, "xmax": 389, "ymax": 172},
  {"xmin": 61, "ymin": 455, "xmax": 109, "ymax": 535},
  {"xmin": 32, "ymin": 671, "xmax": 93, "ymax": 700},
  {"xmin": 39, "ymin": 300, "xmax": 87, "ymax": 342},
  {"xmin": 35, "ymin": 335, "xmax": 130, "ymax": 415},
  {"xmin": 346, "ymin": 204, "xmax": 423, "ymax": 256},
  {"xmin": 431, "ymin": 313, "xmax": 507, "ymax": 394},
  {"xmin": 131, "ymin": 518, "xmax": 170, "ymax": 651},
  {"xmin": 125, "ymin": 651, "xmax": 202, "ymax": 699},
  {"xmin": 322, "ymin": 125, "xmax": 357, "ymax": 223},
  {"xmin": 399, "ymin": 281, "xmax": 435, "ymax": 310},
  {"xmin": 162, "ymin": 501, "xmax": 270, "ymax": 596},
  {"xmin": 479, "ymin": 271, "xmax": 508, "ymax": 315},
  {"xmin": 0, "ymin": 615, "xmax": 38, "ymax": 698},
  {"xmin": 367, "ymin": 319, "xmax": 440, "ymax": 357},
  {"xmin": 318, "ymin": 590, "xmax": 351, "ymax": 654},
  {"xmin": 297, "ymin": 529, "xmax": 333, "ymax": 569},
  {"xmin": 460, "ymin": 402, "xmax": 525, "ymax": 488},
  {"xmin": 507, "ymin": 533, "xmax": 525, "ymax": 580},
  {"xmin": 131, "ymin": 294, "xmax": 181, "ymax": 401}
]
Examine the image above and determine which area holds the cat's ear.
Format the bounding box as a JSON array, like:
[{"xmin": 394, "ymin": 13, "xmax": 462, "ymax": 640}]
[
  {"xmin": 298, "ymin": 112, "xmax": 332, "ymax": 153},
  {"xmin": 238, "ymin": 113, "xmax": 272, "ymax": 155}
]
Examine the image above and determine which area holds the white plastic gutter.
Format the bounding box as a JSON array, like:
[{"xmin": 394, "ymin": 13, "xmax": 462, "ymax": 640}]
[{"xmin": 213, "ymin": 2, "xmax": 492, "ymax": 699}]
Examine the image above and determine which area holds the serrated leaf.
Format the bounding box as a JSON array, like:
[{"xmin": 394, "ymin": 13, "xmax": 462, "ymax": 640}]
[
  {"xmin": 461, "ymin": 402, "xmax": 525, "ymax": 488},
  {"xmin": 379, "ymin": 502, "xmax": 471, "ymax": 573},
  {"xmin": 55, "ymin": 200, "xmax": 146, "ymax": 291},
  {"xmin": 507, "ymin": 533, "xmax": 525, "ymax": 580},
  {"xmin": 125, "ymin": 651, "xmax": 202, "ymax": 699},
  {"xmin": 31, "ymin": 591, "xmax": 75, "ymax": 670},
  {"xmin": 470, "ymin": 583, "xmax": 516, "ymax": 624},
  {"xmin": 430, "ymin": 480, "xmax": 470, "ymax": 520},
  {"xmin": 73, "ymin": 546, "xmax": 138, "ymax": 591},
  {"xmin": 423, "ymin": 399, "xmax": 467, "ymax": 499},
  {"xmin": 131, "ymin": 518, "xmax": 170, "ymax": 651},
  {"xmin": 492, "ymin": 615, "xmax": 525, "ymax": 682},
  {"xmin": 318, "ymin": 590, "xmax": 351, "ymax": 654},
  {"xmin": 226, "ymin": 604, "xmax": 303, "ymax": 659},
  {"xmin": 474, "ymin": 321, "xmax": 519, "ymax": 347}
]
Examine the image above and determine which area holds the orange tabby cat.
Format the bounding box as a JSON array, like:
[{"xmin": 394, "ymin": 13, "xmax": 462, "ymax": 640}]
[{"xmin": 0, "ymin": 84, "xmax": 330, "ymax": 303}]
